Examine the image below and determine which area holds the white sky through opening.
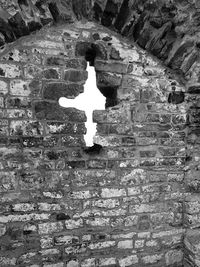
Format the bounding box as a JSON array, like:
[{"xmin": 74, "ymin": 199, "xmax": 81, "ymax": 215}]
[{"xmin": 59, "ymin": 64, "xmax": 105, "ymax": 146}]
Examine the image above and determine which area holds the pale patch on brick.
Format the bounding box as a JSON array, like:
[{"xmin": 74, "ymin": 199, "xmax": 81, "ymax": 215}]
[
  {"xmin": 40, "ymin": 236, "xmax": 54, "ymax": 249},
  {"xmin": 88, "ymin": 241, "xmax": 115, "ymax": 250},
  {"xmin": 112, "ymin": 232, "xmax": 136, "ymax": 239},
  {"xmin": 38, "ymin": 203, "xmax": 61, "ymax": 211},
  {"xmin": 10, "ymin": 80, "xmax": 31, "ymax": 96},
  {"xmin": 0, "ymin": 63, "xmax": 21, "ymax": 78},
  {"xmin": 43, "ymin": 191, "xmax": 63, "ymax": 199},
  {"xmin": 98, "ymin": 257, "xmax": 116, "ymax": 266},
  {"xmin": 81, "ymin": 258, "xmax": 95, "ymax": 267},
  {"xmin": 165, "ymin": 249, "xmax": 183, "ymax": 265},
  {"xmin": 0, "ymin": 213, "xmax": 50, "ymax": 223},
  {"xmin": 135, "ymin": 239, "xmax": 145, "ymax": 249},
  {"xmin": 70, "ymin": 190, "xmax": 91, "ymax": 199},
  {"xmin": 66, "ymin": 260, "xmax": 79, "ymax": 267},
  {"xmin": 118, "ymin": 240, "xmax": 133, "ymax": 249},
  {"xmin": 101, "ymin": 188, "xmax": 126, "ymax": 198},
  {"xmin": 0, "ymin": 80, "xmax": 8, "ymax": 94},
  {"xmin": 11, "ymin": 203, "xmax": 36, "ymax": 212},
  {"xmin": 38, "ymin": 222, "xmax": 63, "ymax": 235},
  {"xmin": 128, "ymin": 187, "xmax": 141, "ymax": 196},
  {"xmin": 152, "ymin": 229, "xmax": 185, "ymax": 239},
  {"xmin": 65, "ymin": 219, "xmax": 83, "ymax": 229},
  {"xmin": 118, "ymin": 255, "xmax": 138, "ymax": 267},
  {"xmin": 54, "ymin": 235, "xmax": 79, "ymax": 246},
  {"xmin": 141, "ymin": 253, "xmax": 163, "ymax": 264},
  {"xmin": 40, "ymin": 248, "xmax": 60, "ymax": 256},
  {"xmin": 86, "ymin": 218, "xmax": 110, "ymax": 227}
]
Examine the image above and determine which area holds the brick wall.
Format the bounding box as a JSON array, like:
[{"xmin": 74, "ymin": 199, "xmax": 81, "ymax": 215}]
[{"xmin": 0, "ymin": 21, "xmax": 190, "ymax": 266}]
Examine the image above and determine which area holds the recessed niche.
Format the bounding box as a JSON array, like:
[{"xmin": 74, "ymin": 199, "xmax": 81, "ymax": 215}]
[{"xmin": 59, "ymin": 64, "xmax": 105, "ymax": 147}]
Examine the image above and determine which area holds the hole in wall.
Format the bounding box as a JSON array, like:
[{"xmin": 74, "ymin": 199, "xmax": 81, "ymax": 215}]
[{"xmin": 59, "ymin": 63, "xmax": 105, "ymax": 147}]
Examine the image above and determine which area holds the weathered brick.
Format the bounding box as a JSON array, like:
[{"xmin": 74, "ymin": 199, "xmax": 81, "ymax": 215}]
[
  {"xmin": 65, "ymin": 219, "xmax": 83, "ymax": 229},
  {"xmin": 54, "ymin": 235, "xmax": 79, "ymax": 245},
  {"xmin": 118, "ymin": 240, "xmax": 133, "ymax": 249},
  {"xmin": 38, "ymin": 222, "xmax": 63, "ymax": 235},
  {"xmin": 141, "ymin": 253, "xmax": 164, "ymax": 264},
  {"xmin": 118, "ymin": 255, "xmax": 138, "ymax": 266},
  {"xmin": 101, "ymin": 188, "xmax": 126, "ymax": 198},
  {"xmin": 95, "ymin": 60, "xmax": 128, "ymax": 74},
  {"xmin": 0, "ymin": 63, "xmax": 21, "ymax": 78},
  {"xmin": 0, "ymin": 213, "xmax": 50, "ymax": 223},
  {"xmin": 64, "ymin": 70, "xmax": 88, "ymax": 82},
  {"xmin": 34, "ymin": 101, "xmax": 87, "ymax": 122},
  {"xmin": 43, "ymin": 82, "xmax": 84, "ymax": 100},
  {"xmin": 10, "ymin": 120, "xmax": 44, "ymax": 136}
]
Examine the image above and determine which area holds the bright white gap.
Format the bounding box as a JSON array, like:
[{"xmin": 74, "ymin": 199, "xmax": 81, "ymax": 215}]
[{"xmin": 59, "ymin": 64, "xmax": 105, "ymax": 146}]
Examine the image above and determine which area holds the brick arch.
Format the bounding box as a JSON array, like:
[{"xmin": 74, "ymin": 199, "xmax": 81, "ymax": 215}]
[
  {"xmin": 0, "ymin": 1, "xmax": 199, "ymax": 266},
  {"xmin": 0, "ymin": 0, "xmax": 200, "ymax": 84},
  {"xmin": 0, "ymin": 20, "xmax": 192, "ymax": 266}
]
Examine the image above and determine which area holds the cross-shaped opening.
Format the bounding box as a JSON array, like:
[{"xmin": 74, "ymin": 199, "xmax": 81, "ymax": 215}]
[{"xmin": 59, "ymin": 63, "xmax": 105, "ymax": 147}]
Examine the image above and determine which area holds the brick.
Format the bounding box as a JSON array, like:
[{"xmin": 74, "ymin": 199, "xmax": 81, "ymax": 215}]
[
  {"xmin": 23, "ymin": 40, "xmax": 64, "ymax": 50},
  {"xmin": 135, "ymin": 239, "xmax": 145, "ymax": 249},
  {"xmin": 95, "ymin": 60, "xmax": 128, "ymax": 74},
  {"xmin": 141, "ymin": 253, "xmax": 164, "ymax": 264},
  {"xmin": 38, "ymin": 203, "xmax": 61, "ymax": 211},
  {"xmin": 41, "ymin": 236, "xmax": 54, "ymax": 249},
  {"xmin": 0, "ymin": 213, "xmax": 50, "ymax": 223},
  {"xmin": 46, "ymin": 122, "xmax": 86, "ymax": 135},
  {"xmin": 101, "ymin": 188, "xmax": 126, "ymax": 198},
  {"xmin": 34, "ymin": 101, "xmax": 87, "ymax": 122},
  {"xmin": 6, "ymin": 96, "xmax": 32, "ymax": 108},
  {"xmin": 43, "ymin": 82, "xmax": 84, "ymax": 100},
  {"xmin": 118, "ymin": 240, "xmax": 133, "ymax": 249},
  {"xmin": 65, "ymin": 219, "xmax": 83, "ymax": 229},
  {"xmin": 124, "ymin": 215, "xmax": 138, "ymax": 227},
  {"xmin": 118, "ymin": 255, "xmax": 138, "ymax": 266},
  {"xmin": 64, "ymin": 70, "xmax": 88, "ymax": 82},
  {"xmin": 70, "ymin": 190, "xmax": 91, "ymax": 199},
  {"xmin": 11, "ymin": 203, "xmax": 36, "ymax": 212},
  {"xmin": 0, "ymin": 80, "xmax": 8, "ymax": 95},
  {"xmin": 0, "ymin": 63, "xmax": 21, "ymax": 78},
  {"xmin": 61, "ymin": 135, "xmax": 85, "ymax": 147},
  {"xmin": 84, "ymin": 199, "xmax": 120, "ymax": 209},
  {"xmin": 38, "ymin": 222, "xmax": 63, "ymax": 235},
  {"xmin": 86, "ymin": 218, "xmax": 110, "ymax": 227},
  {"xmin": 54, "ymin": 235, "xmax": 79, "ymax": 245},
  {"xmin": 81, "ymin": 258, "xmax": 95, "ymax": 267},
  {"xmin": 0, "ymin": 171, "xmax": 17, "ymax": 192},
  {"xmin": 128, "ymin": 187, "xmax": 141, "ymax": 196},
  {"xmin": 98, "ymin": 258, "xmax": 116, "ymax": 266},
  {"xmin": 66, "ymin": 260, "xmax": 79, "ymax": 267},
  {"xmin": 10, "ymin": 120, "xmax": 44, "ymax": 136},
  {"xmin": 10, "ymin": 79, "xmax": 31, "ymax": 96},
  {"xmin": 130, "ymin": 203, "xmax": 168, "ymax": 213},
  {"xmin": 88, "ymin": 241, "xmax": 115, "ymax": 250},
  {"xmin": 120, "ymin": 169, "xmax": 148, "ymax": 185}
]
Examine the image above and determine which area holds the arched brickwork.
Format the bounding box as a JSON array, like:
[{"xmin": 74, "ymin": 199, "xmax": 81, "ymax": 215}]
[
  {"xmin": 0, "ymin": 0, "xmax": 199, "ymax": 266},
  {"xmin": 0, "ymin": 20, "xmax": 192, "ymax": 266}
]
